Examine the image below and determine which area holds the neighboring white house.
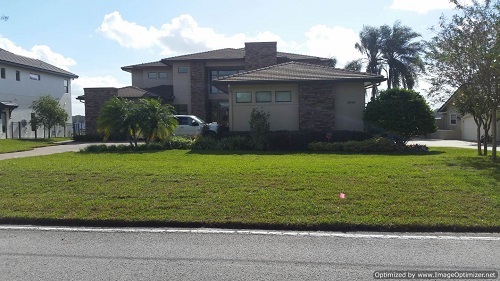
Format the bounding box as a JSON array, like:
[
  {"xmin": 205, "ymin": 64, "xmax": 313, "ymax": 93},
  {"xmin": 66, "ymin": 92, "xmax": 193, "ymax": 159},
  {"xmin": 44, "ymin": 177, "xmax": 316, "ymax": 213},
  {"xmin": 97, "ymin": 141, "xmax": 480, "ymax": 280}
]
[
  {"xmin": 0, "ymin": 48, "xmax": 78, "ymax": 139},
  {"xmin": 430, "ymin": 91, "xmax": 500, "ymax": 141}
]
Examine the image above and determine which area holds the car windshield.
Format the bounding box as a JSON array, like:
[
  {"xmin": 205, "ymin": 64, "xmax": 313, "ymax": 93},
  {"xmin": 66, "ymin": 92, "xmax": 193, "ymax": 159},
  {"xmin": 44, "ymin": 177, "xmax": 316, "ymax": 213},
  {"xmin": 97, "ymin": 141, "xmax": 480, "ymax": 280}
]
[{"xmin": 192, "ymin": 116, "xmax": 205, "ymax": 124}]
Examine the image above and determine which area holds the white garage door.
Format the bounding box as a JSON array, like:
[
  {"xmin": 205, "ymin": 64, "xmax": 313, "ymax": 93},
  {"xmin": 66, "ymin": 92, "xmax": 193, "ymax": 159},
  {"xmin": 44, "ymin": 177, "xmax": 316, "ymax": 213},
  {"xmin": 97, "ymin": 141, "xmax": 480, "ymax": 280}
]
[{"xmin": 462, "ymin": 115, "xmax": 478, "ymax": 141}]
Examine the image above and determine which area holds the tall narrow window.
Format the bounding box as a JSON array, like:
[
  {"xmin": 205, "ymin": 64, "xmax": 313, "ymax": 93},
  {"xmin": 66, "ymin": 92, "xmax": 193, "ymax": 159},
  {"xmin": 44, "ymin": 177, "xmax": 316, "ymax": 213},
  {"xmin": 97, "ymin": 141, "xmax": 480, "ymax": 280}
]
[
  {"xmin": 16, "ymin": 70, "xmax": 20, "ymax": 81},
  {"xmin": 64, "ymin": 80, "xmax": 69, "ymax": 93},
  {"xmin": 450, "ymin": 113, "xmax": 458, "ymax": 125},
  {"xmin": 1, "ymin": 68, "xmax": 5, "ymax": 79}
]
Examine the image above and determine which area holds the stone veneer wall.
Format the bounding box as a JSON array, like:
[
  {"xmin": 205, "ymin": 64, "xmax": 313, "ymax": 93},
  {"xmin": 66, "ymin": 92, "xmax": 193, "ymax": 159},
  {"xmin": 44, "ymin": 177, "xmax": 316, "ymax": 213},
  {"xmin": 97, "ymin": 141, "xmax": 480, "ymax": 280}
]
[
  {"xmin": 190, "ymin": 61, "xmax": 207, "ymax": 119},
  {"xmin": 244, "ymin": 42, "xmax": 277, "ymax": 70},
  {"xmin": 298, "ymin": 83, "xmax": 335, "ymax": 131},
  {"xmin": 83, "ymin": 88, "xmax": 118, "ymax": 135}
]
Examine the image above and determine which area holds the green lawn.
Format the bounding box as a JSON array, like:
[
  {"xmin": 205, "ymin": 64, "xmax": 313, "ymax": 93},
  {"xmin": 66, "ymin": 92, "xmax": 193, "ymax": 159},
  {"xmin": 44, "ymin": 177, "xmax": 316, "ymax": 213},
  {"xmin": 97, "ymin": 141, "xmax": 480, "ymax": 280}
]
[
  {"xmin": 0, "ymin": 138, "xmax": 71, "ymax": 153},
  {"xmin": 0, "ymin": 148, "xmax": 499, "ymax": 231}
]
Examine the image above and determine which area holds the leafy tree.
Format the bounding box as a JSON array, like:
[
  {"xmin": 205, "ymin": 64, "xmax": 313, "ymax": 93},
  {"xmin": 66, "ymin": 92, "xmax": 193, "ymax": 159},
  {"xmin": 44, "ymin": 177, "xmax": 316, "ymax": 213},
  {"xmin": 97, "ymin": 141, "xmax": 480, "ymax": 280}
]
[
  {"xmin": 30, "ymin": 95, "xmax": 69, "ymax": 139},
  {"xmin": 138, "ymin": 98, "xmax": 178, "ymax": 145},
  {"xmin": 363, "ymin": 88, "xmax": 437, "ymax": 144},
  {"xmin": 97, "ymin": 97, "xmax": 141, "ymax": 147},
  {"xmin": 426, "ymin": 0, "xmax": 499, "ymax": 159},
  {"xmin": 380, "ymin": 21, "xmax": 425, "ymax": 90}
]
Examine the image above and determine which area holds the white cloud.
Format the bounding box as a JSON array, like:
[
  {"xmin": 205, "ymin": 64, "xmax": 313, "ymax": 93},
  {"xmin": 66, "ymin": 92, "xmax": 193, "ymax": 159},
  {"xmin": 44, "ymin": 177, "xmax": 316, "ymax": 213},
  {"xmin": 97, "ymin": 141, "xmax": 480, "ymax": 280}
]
[
  {"xmin": 97, "ymin": 12, "xmax": 294, "ymax": 56},
  {"xmin": 0, "ymin": 36, "xmax": 76, "ymax": 70},
  {"xmin": 389, "ymin": 0, "xmax": 475, "ymax": 14},
  {"xmin": 303, "ymin": 25, "xmax": 361, "ymax": 67},
  {"xmin": 71, "ymin": 75, "xmax": 127, "ymax": 116}
]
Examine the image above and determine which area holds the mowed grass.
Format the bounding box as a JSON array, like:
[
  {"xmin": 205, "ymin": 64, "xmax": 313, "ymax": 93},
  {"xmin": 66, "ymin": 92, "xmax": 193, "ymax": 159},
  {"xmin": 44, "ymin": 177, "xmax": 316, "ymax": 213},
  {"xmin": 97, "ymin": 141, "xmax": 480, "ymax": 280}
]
[
  {"xmin": 0, "ymin": 148, "xmax": 499, "ymax": 231},
  {"xmin": 0, "ymin": 138, "xmax": 71, "ymax": 153}
]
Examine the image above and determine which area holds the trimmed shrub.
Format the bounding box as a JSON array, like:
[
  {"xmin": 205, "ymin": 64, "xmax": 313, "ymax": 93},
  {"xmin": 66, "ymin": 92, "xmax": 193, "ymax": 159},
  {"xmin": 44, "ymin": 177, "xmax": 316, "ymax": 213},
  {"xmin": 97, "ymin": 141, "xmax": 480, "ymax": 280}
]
[
  {"xmin": 308, "ymin": 137, "xmax": 397, "ymax": 153},
  {"xmin": 249, "ymin": 108, "xmax": 270, "ymax": 150},
  {"xmin": 164, "ymin": 136, "xmax": 193, "ymax": 150}
]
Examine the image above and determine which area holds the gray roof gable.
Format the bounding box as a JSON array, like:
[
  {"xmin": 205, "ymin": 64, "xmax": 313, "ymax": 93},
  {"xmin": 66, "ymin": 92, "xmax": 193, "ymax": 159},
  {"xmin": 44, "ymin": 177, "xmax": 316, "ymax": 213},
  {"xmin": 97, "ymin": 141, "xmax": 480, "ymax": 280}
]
[
  {"xmin": 0, "ymin": 48, "xmax": 78, "ymax": 78},
  {"xmin": 213, "ymin": 61, "xmax": 386, "ymax": 83}
]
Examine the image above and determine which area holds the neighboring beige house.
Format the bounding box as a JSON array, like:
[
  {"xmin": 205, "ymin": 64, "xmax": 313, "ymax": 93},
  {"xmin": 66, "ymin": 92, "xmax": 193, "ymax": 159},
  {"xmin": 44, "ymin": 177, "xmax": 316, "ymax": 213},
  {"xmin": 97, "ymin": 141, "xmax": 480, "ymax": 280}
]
[
  {"xmin": 430, "ymin": 93, "xmax": 500, "ymax": 141},
  {"xmin": 0, "ymin": 48, "xmax": 78, "ymax": 139},
  {"xmin": 80, "ymin": 42, "xmax": 385, "ymax": 134}
]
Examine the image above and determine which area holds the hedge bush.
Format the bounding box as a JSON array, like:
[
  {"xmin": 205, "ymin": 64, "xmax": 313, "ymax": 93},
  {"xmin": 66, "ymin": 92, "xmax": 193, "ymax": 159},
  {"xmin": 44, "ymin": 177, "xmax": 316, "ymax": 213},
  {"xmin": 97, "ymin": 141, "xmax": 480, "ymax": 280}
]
[{"xmin": 308, "ymin": 137, "xmax": 398, "ymax": 152}]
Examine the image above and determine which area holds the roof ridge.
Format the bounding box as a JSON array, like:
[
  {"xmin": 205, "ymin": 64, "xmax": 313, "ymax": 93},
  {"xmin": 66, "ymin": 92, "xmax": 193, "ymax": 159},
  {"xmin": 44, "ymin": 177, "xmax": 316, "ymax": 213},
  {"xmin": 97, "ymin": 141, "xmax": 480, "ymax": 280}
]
[
  {"xmin": 162, "ymin": 47, "xmax": 241, "ymax": 61},
  {"xmin": 0, "ymin": 48, "xmax": 78, "ymax": 78}
]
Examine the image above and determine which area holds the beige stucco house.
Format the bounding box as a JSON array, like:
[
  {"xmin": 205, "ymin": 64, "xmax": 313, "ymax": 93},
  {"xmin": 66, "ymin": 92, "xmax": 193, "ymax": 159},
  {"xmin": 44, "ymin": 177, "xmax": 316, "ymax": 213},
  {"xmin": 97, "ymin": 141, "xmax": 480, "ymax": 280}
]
[
  {"xmin": 212, "ymin": 61, "xmax": 385, "ymax": 132},
  {"xmin": 80, "ymin": 42, "xmax": 385, "ymax": 134}
]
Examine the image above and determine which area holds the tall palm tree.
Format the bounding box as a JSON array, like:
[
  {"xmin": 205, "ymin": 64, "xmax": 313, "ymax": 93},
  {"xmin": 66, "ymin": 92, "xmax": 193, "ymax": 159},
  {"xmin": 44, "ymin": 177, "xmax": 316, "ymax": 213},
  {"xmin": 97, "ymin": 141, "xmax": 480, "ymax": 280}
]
[
  {"xmin": 138, "ymin": 98, "xmax": 178, "ymax": 145},
  {"xmin": 355, "ymin": 26, "xmax": 384, "ymax": 99},
  {"xmin": 380, "ymin": 21, "xmax": 425, "ymax": 89}
]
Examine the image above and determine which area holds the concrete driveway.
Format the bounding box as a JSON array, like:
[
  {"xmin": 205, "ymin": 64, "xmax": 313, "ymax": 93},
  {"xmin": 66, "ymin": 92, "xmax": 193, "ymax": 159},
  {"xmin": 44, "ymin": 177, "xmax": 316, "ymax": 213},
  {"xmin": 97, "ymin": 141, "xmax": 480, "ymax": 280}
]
[
  {"xmin": 408, "ymin": 138, "xmax": 481, "ymax": 149},
  {"xmin": 0, "ymin": 141, "xmax": 128, "ymax": 161}
]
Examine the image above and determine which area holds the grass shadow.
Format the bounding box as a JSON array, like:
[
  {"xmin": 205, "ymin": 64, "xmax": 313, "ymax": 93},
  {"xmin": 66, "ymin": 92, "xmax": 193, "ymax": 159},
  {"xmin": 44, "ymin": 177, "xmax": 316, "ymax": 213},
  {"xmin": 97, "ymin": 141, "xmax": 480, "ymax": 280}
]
[{"xmin": 186, "ymin": 149, "xmax": 445, "ymax": 156}]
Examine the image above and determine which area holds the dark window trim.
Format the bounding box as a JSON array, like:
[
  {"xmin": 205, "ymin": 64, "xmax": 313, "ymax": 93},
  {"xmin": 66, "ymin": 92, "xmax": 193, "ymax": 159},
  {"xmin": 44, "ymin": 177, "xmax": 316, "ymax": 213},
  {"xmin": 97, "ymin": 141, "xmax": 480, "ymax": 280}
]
[
  {"xmin": 15, "ymin": 70, "xmax": 20, "ymax": 81},
  {"xmin": 1, "ymin": 68, "xmax": 5, "ymax": 79}
]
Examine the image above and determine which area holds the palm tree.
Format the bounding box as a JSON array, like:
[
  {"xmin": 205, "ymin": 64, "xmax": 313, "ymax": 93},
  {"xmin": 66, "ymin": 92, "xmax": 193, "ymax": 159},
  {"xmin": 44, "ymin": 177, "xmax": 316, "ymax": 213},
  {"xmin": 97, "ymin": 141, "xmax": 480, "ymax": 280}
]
[
  {"xmin": 344, "ymin": 59, "xmax": 363, "ymax": 72},
  {"xmin": 355, "ymin": 26, "xmax": 384, "ymax": 99},
  {"xmin": 380, "ymin": 21, "xmax": 425, "ymax": 90},
  {"xmin": 97, "ymin": 97, "xmax": 141, "ymax": 147},
  {"xmin": 138, "ymin": 98, "xmax": 178, "ymax": 145}
]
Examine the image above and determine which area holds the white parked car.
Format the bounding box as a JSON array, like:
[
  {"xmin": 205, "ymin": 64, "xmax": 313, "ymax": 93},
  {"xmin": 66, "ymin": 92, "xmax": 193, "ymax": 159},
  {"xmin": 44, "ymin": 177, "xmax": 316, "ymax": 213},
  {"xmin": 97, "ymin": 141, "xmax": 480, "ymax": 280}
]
[{"xmin": 173, "ymin": 115, "xmax": 219, "ymax": 136}]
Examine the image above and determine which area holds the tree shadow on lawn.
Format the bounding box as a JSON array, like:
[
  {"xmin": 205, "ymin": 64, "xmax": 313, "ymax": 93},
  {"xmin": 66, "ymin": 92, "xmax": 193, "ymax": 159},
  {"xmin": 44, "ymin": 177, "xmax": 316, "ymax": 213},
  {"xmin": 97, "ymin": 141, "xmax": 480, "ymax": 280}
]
[
  {"xmin": 187, "ymin": 150, "xmax": 444, "ymax": 157},
  {"xmin": 451, "ymin": 155, "xmax": 500, "ymax": 182}
]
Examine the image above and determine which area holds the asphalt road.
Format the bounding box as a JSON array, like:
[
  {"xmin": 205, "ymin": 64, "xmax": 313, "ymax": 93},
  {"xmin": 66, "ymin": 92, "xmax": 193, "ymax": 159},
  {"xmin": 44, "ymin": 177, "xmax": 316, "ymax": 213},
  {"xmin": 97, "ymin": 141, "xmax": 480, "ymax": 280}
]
[{"xmin": 1, "ymin": 226, "xmax": 498, "ymax": 281}]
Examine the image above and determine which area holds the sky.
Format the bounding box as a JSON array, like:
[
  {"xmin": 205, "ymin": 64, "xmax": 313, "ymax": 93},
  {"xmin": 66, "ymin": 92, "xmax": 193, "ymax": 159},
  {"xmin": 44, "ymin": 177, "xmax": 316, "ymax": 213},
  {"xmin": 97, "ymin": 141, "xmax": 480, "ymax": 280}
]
[{"xmin": 0, "ymin": 0, "xmax": 469, "ymax": 115}]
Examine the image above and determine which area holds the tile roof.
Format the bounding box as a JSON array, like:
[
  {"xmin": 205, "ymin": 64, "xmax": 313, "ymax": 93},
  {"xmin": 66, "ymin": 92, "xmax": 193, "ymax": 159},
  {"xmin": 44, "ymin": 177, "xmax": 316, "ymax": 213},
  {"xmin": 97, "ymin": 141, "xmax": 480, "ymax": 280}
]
[
  {"xmin": 0, "ymin": 48, "xmax": 78, "ymax": 78},
  {"xmin": 121, "ymin": 61, "xmax": 171, "ymax": 71},
  {"xmin": 161, "ymin": 48, "xmax": 328, "ymax": 62},
  {"xmin": 117, "ymin": 86, "xmax": 159, "ymax": 98},
  {"xmin": 212, "ymin": 61, "xmax": 386, "ymax": 83}
]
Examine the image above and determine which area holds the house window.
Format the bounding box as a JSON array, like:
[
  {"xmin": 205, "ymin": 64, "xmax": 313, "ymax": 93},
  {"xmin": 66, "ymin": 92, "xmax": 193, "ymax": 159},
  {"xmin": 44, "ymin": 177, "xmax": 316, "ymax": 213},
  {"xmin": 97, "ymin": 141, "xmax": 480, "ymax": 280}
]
[
  {"xmin": 450, "ymin": 113, "xmax": 458, "ymax": 125},
  {"xmin": 30, "ymin": 73, "xmax": 41, "ymax": 80},
  {"xmin": 1, "ymin": 68, "xmax": 5, "ymax": 79},
  {"xmin": 64, "ymin": 80, "xmax": 69, "ymax": 93},
  {"xmin": 209, "ymin": 69, "xmax": 244, "ymax": 94},
  {"xmin": 236, "ymin": 92, "xmax": 252, "ymax": 103},
  {"xmin": 158, "ymin": 72, "xmax": 168, "ymax": 79},
  {"xmin": 178, "ymin": 66, "xmax": 189, "ymax": 73},
  {"xmin": 148, "ymin": 72, "xmax": 158, "ymax": 79},
  {"xmin": 173, "ymin": 104, "xmax": 188, "ymax": 115},
  {"xmin": 256, "ymin": 91, "xmax": 272, "ymax": 103},
  {"xmin": 275, "ymin": 91, "xmax": 291, "ymax": 102},
  {"xmin": 16, "ymin": 70, "xmax": 20, "ymax": 81}
]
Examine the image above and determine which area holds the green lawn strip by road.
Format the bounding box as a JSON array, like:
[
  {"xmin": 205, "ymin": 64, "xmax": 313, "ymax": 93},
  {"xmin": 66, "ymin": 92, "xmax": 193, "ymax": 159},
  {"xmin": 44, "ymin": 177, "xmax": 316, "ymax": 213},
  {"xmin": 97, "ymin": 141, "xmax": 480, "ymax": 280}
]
[
  {"xmin": 0, "ymin": 138, "xmax": 71, "ymax": 154},
  {"xmin": 0, "ymin": 148, "xmax": 498, "ymax": 231}
]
